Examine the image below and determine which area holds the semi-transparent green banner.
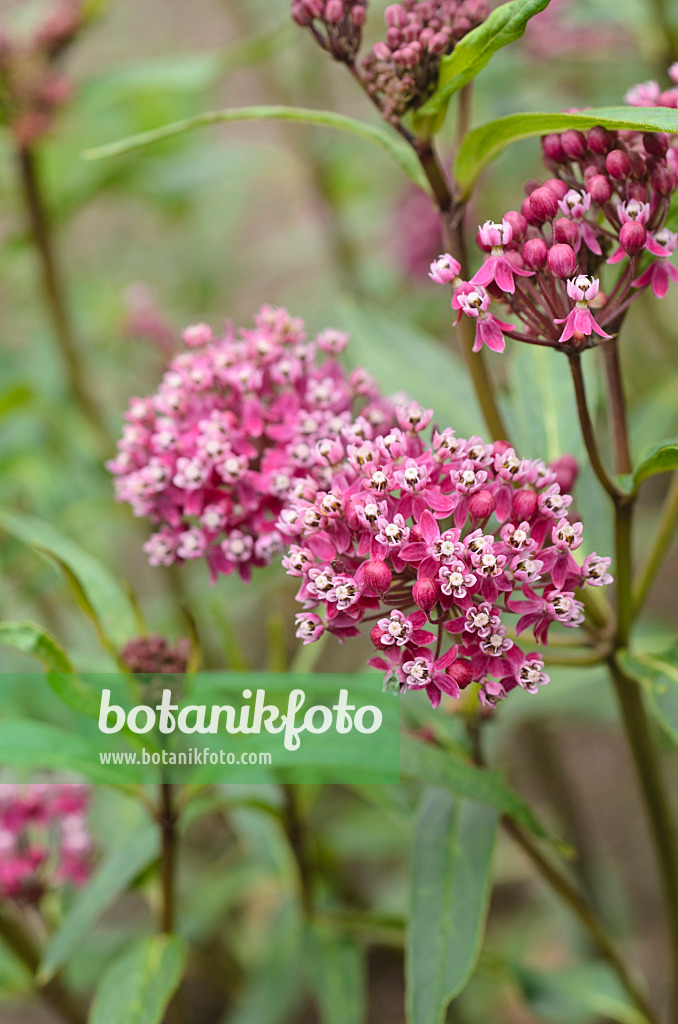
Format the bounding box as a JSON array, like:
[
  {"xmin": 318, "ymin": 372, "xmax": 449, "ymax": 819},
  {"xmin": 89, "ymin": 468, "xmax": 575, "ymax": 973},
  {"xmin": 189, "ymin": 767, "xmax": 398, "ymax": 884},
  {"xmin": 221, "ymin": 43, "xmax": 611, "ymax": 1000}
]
[{"xmin": 0, "ymin": 672, "xmax": 401, "ymax": 784}]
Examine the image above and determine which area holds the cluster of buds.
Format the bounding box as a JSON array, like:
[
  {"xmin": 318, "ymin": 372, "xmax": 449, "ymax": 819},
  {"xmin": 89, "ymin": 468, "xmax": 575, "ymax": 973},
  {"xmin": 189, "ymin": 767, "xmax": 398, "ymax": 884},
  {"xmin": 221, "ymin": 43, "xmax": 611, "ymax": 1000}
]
[
  {"xmin": 0, "ymin": 1, "xmax": 86, "ymax": 146},
  {"xmin": 362, "ymin": 0, "xmax": 489, "ymax": 122},
  {"xmin": 430, "ymin": 103, "xmax": 678, "ymax": 351},
  {"xmin": 109, "ymin": 305, "xmax": 397, "ymax": 583},
  {"xmin": 0, "ymin": 785, "xmax": 92, "ymax": 902},
  {"xmin": 121, "ymin": 634, "xmax": 191, "ymax": 675},
  {"xmin": 291, "ymin": 0, "xmax": 367, "ymax": 62},
  {"xmin": 280, "ymin": 409, "xmax": 611, "ymax": 709}
]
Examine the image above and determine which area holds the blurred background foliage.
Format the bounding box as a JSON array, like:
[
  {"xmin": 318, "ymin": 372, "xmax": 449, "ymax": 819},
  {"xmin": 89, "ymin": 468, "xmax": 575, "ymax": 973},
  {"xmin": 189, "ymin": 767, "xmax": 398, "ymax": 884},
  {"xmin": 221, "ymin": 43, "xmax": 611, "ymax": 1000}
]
[{"xmin": 1, "ymin": 0, "xmax": 678, "ymax": 1020}]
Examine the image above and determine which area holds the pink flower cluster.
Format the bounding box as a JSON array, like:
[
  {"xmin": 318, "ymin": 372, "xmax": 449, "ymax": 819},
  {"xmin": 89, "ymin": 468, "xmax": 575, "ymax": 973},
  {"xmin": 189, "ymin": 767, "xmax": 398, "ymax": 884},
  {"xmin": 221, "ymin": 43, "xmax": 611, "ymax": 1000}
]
[
  {"xmin": 109, "ymin": 306, "xmax": 397, "ymax": 583},
  {"xmin": 0, "ymin": 785, "xmax": 92, "ymax": 902},
  {"xmin": 362, "ymin": 0, "xmax": 489, "ymax": 123},
  {"xmin": 430, "ymin": 100, "xmax": 678, "ymax": 352},
  {"xmin": 291, "ymin": 0, "xmax": 367, "ymax": 61},
  {"xmin": 626, "ymin": 63, "xmax": 678, "ymax": 109},
  {"xmin": 0, "ymin": 1, "xmax": 85, "ymax": 146},
  {"xmin": 280, "ymin": 410, "xmax": 612, "ymax": 709}
]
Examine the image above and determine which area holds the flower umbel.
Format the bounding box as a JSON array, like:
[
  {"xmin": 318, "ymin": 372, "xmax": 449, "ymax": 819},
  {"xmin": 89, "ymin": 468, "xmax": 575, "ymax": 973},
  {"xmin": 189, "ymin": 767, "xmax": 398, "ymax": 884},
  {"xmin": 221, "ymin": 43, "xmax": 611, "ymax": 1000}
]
[{"xmin": 281, "ymin": 421, "xmax": 611, "ymax": 709}]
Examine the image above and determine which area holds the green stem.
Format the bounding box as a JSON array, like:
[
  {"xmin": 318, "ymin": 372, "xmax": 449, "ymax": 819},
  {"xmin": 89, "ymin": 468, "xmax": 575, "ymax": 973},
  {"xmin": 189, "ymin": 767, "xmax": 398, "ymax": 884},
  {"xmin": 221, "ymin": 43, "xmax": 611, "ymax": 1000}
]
[
  {"xmin": 282, "ymin": 784, "xmax": 314, "ymax": 917},
  {"xmin": 0, "ymin": 908, "xmax": 87, "ymax": 1024},
  {"xmin": 502, "ymin": 817, "xmax": 660, "ymax": 1024},
  {"xmin": 567, "ymin": 352, "xmax": 625, "ymax": 502},
  {"xmin": 158, "ymin": 783, "xmax": 178, "ymax": 934},
  {"xmin": 633, "ymin": 470, "xmax": 678, "ymax": 618},
  {"xmin": 602, "ymin": 340, "xmax": 633, "ymax": 478},
  {"xmin": 467, "ymin": 723, "xmax": 658, "ymax": 1022},
  {"xmin": 609, "ymin": 658, "xmax": 678, "ymax": 1020},
  {"xmin": 17, "ymin": 144, "xmax": 110, "ymax": 452}
]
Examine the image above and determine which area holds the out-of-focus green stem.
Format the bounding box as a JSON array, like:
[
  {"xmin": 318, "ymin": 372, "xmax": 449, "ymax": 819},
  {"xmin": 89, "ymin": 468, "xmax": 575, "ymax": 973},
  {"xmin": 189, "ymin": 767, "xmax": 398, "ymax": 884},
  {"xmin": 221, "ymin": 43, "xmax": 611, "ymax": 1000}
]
[
  {"xmin": 17, "ymin": 144, "xmax": 110, "ymax": 453},
  {"xmin": 633, "ymin": 470, "xmax": 678, "ymax": 618}
]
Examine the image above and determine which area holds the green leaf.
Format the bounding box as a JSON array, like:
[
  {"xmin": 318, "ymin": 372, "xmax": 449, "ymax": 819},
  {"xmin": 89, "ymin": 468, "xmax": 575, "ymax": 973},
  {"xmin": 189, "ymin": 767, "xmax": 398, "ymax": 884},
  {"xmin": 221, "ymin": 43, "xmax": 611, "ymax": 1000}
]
[
  {"xmin": 514, "ymin": 961, "xmax": 650, "ymax": 1024},
  {"xmin": 0, "ymin": 621, "xmax": 72, "ymax": 673},
  {"xmin": 307, "ymin": 922, "xmax": 365, "ymax": 1024},
  {"xmin": 40, "ymin": 822, "xmax": 159, "ymax": 983},
  {"xmin": 0, "ymin": 718, "xmax": 130, "ymax": 784},
  {"xmin": 82, "ymin": 105, "xmax": 429, "ymax": 192},
  {"xmin": 632, "ymin": 438, "xmax": 678, "ymax": 488},
  {"xmin": 415, "ymin": 0, "xmax": 551, "ymax": 132},
  {"xmin": 618, "ymin": 645, "xmax": 678, "ymax": 748},
  {"xmin": 400, "ymin": 735, "xmax": 549, "ymax": 840},
  {"xmin": 455, "ymin": 107, "xmax": 678, "ymax": 198},
  {"xmin": 222, "ymin": 906, "xmax": 304, "ymax": 1024},
  {"xmin": 0, "ymin": 507, "xmax": 137, "ymax": 652},
  {"xmin": 406, "ymin": 789, "xmax": 497, "ymax": 1024},
  {"xmin": 89, "ymin": 935, "xmax": 185, "ymax": 1024},
  {"xmin": 0, "ymin": 621, "xmax": 100, "ymax": 716}
]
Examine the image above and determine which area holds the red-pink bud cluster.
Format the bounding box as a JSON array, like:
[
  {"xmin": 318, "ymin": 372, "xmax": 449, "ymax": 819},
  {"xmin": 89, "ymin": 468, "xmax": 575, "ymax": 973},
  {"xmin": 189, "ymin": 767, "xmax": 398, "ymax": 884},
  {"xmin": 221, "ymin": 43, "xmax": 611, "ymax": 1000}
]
[
  {"xmin": 121, "ymin": 635, "xmax": 191, "ymax": 675},
  {"xmin": 109, "ymin": 305, "xmax": 398, "ymax": 584},
  {"xmin": 0, "ymin": 785, "xmax": 92, "ymax": 902},
  {"xmin": 282, "ymin": 420, "xmax": 611, "ymax": 709},
  {"xmin": 362, "ymin": 0, "xmax": 489, "ymax": 123},
  {"xmin": 0, "ymin": 1, "xmax": 85, "ymax": 146},
  {"xmin": 291, "ymin": 0, "xmax": 367, "ymax": 61}
]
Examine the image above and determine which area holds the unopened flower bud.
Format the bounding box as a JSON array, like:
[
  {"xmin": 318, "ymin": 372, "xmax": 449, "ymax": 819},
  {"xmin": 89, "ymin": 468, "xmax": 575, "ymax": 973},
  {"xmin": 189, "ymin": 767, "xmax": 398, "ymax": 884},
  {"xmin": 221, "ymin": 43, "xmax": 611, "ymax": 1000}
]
[
  {"xmin": 643, "ymin": 131, "xmax": 669, "ymax": 158},
  {"xmin": 373, "ymin": 40, "xmax": 391, "ymax": 60},
  {"xmin": 587, "ymin": 126, "xmax": 616, "ymax": 154},
  {"xmin": 651, "ymin": 165, "xmax": 675, "ymax": 196},
  {"xmin": 413, "ymin": 577, "xmax": 438, "ymax": 612},
  {"xmin": 628, "ymin": 151, "xmax": 646, "ymax": 179},
  {"xmin": 587, "ymin": 174, "xmax": 613, "ymax": 204},
  {"xmin": 549, "ymin": 454, "xmax": 579, "ymax": 493},
  {"xmin": 325, "ymin": 0, "xmax": 344, "ymax": 22},
  {"xmin": 512, "ymin": 489, "xmax": 538, "ymax": 520},
  {"xmin": 468, "ymin": 489, "xmax": 496, "ymax": 519},
  {"xmin": 363, "ymin": 559, "xmax": 392, "ymax": 594},
  {"xmin": 542, "ymin": 177, "xmax": 569, "ymax": 200},
  {"xmin": 520, "ymin": 196, "xmax": 541, "ymax": 227},
  {"xmin": 627, "ymin": 182, "xmax": 648, "ymax": 202},
  {"xmin": 446, "ymin": 660, "xmax": 474, "ymax": 687},
  {"xmin": 606, "ymin": 149, "xmax": 632, "ymax": 180},
  {"xmin": 522, "ymin": 238, "xmax": 548, "ymax": 270},
  {"xmin": 492, "ymin": 440, "xmax": 512, "ymax": 455},
  {"xmin": 554, "ymin": 218, "xmax": 579, "ymax": 246},
  {"xmin": 385, "ymin": 3, "xmax": 407, "ymax": 28},
  {"xmin": 503, "ymin": 210, "xmax": 528, "ymax": 240},
  {"xmin": 529, "ymin": 186, "xmax": 560, "ymax": 222},
  {"xmin": 560, "ymin": 130, "xmax": 587, "ymax": 159},
  {"xmin": 619, "ymin": 221, "xmax": 647, "ymax": 255},
  {"xmin": 547, "ymin": 243, "xmax": 577, "ymax": 278},
  {"xmin": 542, "ymin": 133, "xmax": 566, "ymax": 163}
]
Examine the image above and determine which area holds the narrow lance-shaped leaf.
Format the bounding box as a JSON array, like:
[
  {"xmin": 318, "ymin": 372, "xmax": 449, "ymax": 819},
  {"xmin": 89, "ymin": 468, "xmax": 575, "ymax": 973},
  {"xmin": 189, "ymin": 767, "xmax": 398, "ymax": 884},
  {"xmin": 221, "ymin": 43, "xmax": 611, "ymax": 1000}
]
[
  {"xmin": 307, "ymin": 922, "xmax": 365, "ymax": 1024},
  {"xmin": 89, "ymin": 935, "xmax": 186, "ymax": 1024},
  {"xmin": 414, "ymin": 0, "xmax": 551, "ymax": 133},
  {"xmin": 0, "ymin": 507, "xmax": 137, "ymax": 652},
  {"xmin": 81, "ymin": 105, "xmax": 429, "ymax": 192},
  {"xmin": 400, "ymin": 735, "xmax": 550, "ymax": 840},
  {"xmin": 455, "ymin": 107, "xmax": 678, "ymax": 197},
  {"xmin": 406, "ymin": 788, "xmax": 497, "ymax": 1024},
  {"xmin": 0, "ymin": 621, "xmax": 100, "ymax": 716},
  {"xmin": 39, "ymin": 821, "xmax": 159, "ymax": 982}
]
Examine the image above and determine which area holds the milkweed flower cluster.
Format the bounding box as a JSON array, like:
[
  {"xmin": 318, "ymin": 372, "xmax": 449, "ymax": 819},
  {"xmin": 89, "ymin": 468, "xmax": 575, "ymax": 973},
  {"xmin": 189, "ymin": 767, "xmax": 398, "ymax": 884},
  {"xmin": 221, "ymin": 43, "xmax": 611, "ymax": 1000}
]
[
  {"xmin": 361, "ymin": 0, "xmax": 489, "ymax": 123},
  {"xmin": 109, "ymin": 306, "xmax": 397, "ymax": 583},
  {"xmin": 0, "ymin": 1, "xmax": 86, "ymax": 146},
  {"xmin": 0, "ymin": 785, "xmax": 92, "ymax": 902},
  {"xmin": 279, "ymin": 411, "xmax": 612, "ymax": 709},
  {"xmin": 431, "ymin": 88, "xmax": 678, "ymax": 351},
  {"xmin": 292, "ymin": 0, "xmax": 488, "ymax": 125}
]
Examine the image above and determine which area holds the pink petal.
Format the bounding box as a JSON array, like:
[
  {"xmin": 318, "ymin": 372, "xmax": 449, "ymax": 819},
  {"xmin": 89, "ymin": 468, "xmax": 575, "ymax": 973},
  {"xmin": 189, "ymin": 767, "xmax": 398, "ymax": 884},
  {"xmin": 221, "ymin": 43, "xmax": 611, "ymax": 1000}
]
[
  {"xmin": 419, "ymin": 509, "xmax": 439, "ymax": 545},
  {"xmin": 479, "ymin": 317, "xmax": 506, "ymax": 353},
  {"xmin": 470, "ymin": 259, "xmax": 496, "ymax": 288},
  {"xmin": 494, "ymin": 259, "xmax": 516, "ymax": 294}
]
